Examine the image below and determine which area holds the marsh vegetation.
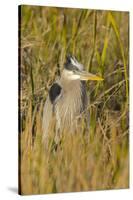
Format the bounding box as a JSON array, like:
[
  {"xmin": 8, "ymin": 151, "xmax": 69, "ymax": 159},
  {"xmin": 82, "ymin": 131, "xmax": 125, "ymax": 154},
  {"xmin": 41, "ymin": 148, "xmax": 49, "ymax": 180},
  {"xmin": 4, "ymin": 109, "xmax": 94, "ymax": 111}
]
[{"xmin": 19, "ymin": 5, "xmax": 129, "ymax": 195}]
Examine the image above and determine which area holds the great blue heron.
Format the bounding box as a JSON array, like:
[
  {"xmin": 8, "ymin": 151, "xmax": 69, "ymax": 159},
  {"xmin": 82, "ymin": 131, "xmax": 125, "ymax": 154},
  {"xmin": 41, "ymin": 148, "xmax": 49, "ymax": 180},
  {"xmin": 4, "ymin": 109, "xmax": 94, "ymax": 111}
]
[{"xmin": 42, "ymin": 55, "xmax": 103, "ymax": 143}]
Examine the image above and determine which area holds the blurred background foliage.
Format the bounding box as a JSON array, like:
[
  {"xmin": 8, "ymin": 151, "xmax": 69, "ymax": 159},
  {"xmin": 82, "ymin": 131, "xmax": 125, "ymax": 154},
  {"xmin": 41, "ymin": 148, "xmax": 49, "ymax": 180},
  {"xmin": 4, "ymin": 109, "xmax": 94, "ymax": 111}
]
[{"xmin": 19, "ymin": 5, "xmax": 129, "ymax": 195}]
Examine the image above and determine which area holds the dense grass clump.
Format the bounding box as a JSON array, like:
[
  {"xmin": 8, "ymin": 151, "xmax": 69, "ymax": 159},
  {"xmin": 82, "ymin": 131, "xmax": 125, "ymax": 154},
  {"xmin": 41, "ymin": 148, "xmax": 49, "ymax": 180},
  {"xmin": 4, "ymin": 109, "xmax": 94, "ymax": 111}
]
[{"xmin": 19, "ymin": 5, "xmax": 129, "ymax": 195}]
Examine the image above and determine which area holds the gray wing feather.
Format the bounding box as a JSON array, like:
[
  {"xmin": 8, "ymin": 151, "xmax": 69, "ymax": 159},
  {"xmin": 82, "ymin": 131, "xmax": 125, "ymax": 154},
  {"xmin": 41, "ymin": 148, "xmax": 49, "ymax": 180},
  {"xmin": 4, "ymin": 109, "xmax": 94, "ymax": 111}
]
[
  {"xmin": 42, "ymin": 79, "xmax": 62, "ymax": 142},
  {"xmin": 42, "ymin": 95, "xmax": 53, "ymax": 141}
]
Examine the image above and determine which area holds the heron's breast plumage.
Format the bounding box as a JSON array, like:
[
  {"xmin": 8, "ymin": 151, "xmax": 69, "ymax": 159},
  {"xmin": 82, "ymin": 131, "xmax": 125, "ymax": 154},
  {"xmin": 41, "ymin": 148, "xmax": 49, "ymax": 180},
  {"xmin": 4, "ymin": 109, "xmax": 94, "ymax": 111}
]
[
  {"xmin": 43, "ymin": 79, "xmax": 88, "ymax": 138},
  {"xmin": 54, "ymin": 80, "xmax": 84, "ymax": 130}
]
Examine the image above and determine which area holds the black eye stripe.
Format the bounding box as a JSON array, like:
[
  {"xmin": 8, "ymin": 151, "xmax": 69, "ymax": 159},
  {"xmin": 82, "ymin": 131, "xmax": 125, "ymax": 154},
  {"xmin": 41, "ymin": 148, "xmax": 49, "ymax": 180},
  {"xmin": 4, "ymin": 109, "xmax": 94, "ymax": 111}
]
[
  {"xmin": 64, "ymin": 55, "xmax": 82, "ymax": 71},
  {"xmin": 65, "ymin": 63, "xmax": 79, "ymax": 71},
  {"xmin": 49, "ymin": 83, "xmax": 62, "ymax": 104}
]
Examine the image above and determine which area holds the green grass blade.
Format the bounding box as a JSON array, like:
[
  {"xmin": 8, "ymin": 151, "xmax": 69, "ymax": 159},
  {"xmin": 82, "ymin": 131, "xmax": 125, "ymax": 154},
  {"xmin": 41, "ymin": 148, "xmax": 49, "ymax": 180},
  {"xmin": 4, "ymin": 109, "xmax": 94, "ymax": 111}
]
[{"xmin": 108, "ymin": 12, "xmax": 129, "ymax": 103}]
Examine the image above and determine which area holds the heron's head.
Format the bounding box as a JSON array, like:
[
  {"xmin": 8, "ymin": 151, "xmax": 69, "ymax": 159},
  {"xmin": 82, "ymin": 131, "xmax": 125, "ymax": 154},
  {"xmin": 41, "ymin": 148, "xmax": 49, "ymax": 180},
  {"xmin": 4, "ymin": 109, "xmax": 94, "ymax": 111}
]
[{"xmin": 63, "ymin": 55, "xmax": 103, "ymax": 81}]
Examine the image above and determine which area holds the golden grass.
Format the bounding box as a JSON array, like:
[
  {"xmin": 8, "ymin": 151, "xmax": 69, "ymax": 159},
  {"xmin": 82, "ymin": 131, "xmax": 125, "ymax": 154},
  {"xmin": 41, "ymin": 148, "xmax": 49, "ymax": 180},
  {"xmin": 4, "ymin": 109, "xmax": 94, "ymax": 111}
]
[{"xmin": 19, "ymin": 5, "xmax": 129, "ymax": 195}]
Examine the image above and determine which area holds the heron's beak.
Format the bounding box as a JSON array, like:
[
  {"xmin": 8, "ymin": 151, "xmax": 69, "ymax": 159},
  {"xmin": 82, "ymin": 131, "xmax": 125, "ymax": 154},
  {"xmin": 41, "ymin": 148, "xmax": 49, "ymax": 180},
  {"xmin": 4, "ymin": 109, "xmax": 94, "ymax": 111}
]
[{"xmin": 75, "ymin": 70, "xmax": 104, "ymax": 81}]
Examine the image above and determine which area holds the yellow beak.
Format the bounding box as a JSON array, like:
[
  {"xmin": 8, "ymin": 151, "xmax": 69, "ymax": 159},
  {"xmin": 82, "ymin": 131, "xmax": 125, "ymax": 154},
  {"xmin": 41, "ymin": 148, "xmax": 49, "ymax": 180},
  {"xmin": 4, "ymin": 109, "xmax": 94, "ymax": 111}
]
[{"xmin": 75, "ymin": 70, "xmax": 104, "ymax": 81}]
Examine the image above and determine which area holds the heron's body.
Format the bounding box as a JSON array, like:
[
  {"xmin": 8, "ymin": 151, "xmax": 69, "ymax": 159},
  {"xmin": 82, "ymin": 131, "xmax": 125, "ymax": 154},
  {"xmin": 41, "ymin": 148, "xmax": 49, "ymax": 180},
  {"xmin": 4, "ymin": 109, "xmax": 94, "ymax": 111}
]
[{"xmin": 42, "ymin": 55, "xmax": 103, "ymax": 142}]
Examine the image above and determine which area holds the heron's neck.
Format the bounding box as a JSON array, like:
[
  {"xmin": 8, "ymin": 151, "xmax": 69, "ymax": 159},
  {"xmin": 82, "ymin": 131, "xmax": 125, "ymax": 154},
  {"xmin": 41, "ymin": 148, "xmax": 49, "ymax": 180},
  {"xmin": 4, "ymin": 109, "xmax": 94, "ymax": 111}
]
[{"xmin": 60, "ymin": 76, "xmax": 81, "ymax": 91}]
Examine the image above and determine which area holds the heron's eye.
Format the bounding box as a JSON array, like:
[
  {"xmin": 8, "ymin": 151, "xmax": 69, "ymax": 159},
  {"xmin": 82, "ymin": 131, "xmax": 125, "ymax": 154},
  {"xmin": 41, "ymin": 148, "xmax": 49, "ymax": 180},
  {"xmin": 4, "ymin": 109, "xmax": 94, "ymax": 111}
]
[
  {"xmin": 73, "ymin": 70, "xmax": 76, "ymax": 73},
  {"xmin": 73, "ymin": 68, "xmax": 79, "ymax": 73}
]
